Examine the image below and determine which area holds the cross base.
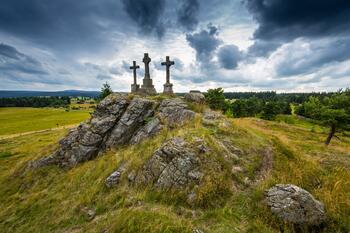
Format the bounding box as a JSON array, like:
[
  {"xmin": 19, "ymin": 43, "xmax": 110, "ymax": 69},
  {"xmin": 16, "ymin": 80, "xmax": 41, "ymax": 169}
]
[
  {"xmin": 138, "ymin": 86, "xmax": 157, "ymax": 95},
  {"xmin": 163, "ymin": 83, "xmax": 174, "ymax": 95},
  {"xmin": 131, "ymin": 84, "xmax": 140, "ymax": 93},
  {"xmin": 138, "ymin": 76, "xmax": 157, "ymax": 95}
]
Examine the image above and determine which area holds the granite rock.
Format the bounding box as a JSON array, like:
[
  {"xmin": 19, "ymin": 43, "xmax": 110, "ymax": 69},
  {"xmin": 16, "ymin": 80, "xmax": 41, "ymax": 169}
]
[
  {"xmin": 135, "ymin": 137, "xmax": 203, "ymax": 189},
  {"xmin": 265, "ymin": 184, "xmax": 326, "ymax": 225}
]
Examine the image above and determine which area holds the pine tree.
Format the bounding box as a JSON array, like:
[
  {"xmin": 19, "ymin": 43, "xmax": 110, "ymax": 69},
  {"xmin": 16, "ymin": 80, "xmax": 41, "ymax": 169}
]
[{"xmin": 99, "ymin": 82, "xmax": 113, "ymax": 100}]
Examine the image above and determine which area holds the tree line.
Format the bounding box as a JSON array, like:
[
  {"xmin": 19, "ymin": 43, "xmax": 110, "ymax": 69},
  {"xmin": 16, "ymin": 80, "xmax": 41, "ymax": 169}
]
[
  {"xmin": 205, "ymin": 88, "xmax": 292, "ymax": 120},
  {"xmin": 223, "ymin": 91, "xmax": 334, "ymax": 103},
  {"xmin": 205, "ymin": 88, "xmax": 350, "ymax": 145},
  {"xmin": 0, "ymin": 96, "xmax": 71, "ymax": 108}
]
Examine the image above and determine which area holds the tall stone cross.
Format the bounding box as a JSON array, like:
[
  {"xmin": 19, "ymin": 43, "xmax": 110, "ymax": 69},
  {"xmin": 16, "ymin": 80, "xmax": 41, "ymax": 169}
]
[
  {"xmin": 140, "ymin": 53, "xmax": 156, "ymax": 95},
  {"xmin": 143, "ymin": 53, "xmax": 151, "ymax": 79},
  {"xmin": 161, "ymin": 56, "xmax": 175, "ymax": 84},
  {"xmin": 130, "ymin": 61, "xmax": 140, "ymax": 93},
  {"xmin": 161, "ymin": 56, "xmax": 175, "ymax": 95},
  {"xmin": 130, "ymin": 61, "xmax": 139, "ymax": 85}
]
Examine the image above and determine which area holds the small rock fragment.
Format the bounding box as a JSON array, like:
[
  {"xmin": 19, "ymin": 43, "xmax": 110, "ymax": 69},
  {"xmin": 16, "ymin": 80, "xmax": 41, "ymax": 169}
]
[
  {"xmin": 81, "ymin": 206, "xmax": 96, "ymax": 221},
  {"xmin": 106, "ymin": 162, "xmax": 127, "ymax": 188}
]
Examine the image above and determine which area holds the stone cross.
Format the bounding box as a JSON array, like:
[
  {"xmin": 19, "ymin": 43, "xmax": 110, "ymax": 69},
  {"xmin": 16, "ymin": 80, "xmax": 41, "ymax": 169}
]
[
  {"xmin": 161, "ymin": 56, "xmax": 175, "ymax": 84},
  {"xmin": 140, "ymin": 53, "xmax": 156, "ymax": 95},
  {"xmin": 129, "ymin": 61, "xmax": 140, "ymax": 85},
  {"xmin": 143, "ymin": 53, "xmax": 151, "ymax": 79}
]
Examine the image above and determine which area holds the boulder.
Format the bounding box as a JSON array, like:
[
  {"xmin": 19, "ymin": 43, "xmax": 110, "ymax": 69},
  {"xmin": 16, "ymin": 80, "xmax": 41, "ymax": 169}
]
[
  {"xmin": 135, "ymin": 137, "xmax": 203, "ymax": 189},
  {"xmin": 184, "ymin": 91, "xmax": 205, "ymax": 104},
  {"xmin": 158, "ymin": 98, "xmax": 195, "ymax": 127},
  {"xmin": 265, "ymin": 184, "xmax": 326, "ymax": 225}
]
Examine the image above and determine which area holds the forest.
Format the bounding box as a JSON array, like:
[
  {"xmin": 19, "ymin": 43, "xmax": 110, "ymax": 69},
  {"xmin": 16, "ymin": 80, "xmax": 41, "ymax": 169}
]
[{"xmin": 0, "ymin": 96, "xmax": 71, "ymax": 107}]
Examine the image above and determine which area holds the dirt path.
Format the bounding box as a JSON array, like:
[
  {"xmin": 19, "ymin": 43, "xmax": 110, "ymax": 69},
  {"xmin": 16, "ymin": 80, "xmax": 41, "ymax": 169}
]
[{"xmin": 0, "ymin": 124, "xmax": 77, "ymax": 140}]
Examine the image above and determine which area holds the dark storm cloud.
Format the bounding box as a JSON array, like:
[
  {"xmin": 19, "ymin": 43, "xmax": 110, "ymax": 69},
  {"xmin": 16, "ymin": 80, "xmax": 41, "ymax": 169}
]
[
  {"xmin": 177, "ymin": 0, "xmax": 200, "ymax": 31},
  {"xmin": 275, "ymin": 37, "xmax": 350, "ymax": 77},
  {"xmin": 121, "ymin": 0, "xmax": 166, "ymax": 38},
  {"xmin": 245, "ymin": 0, "xmax": 350, "ymax": 41},
  {"xmin": 186, "ymin": 24, "xmax": 222, "ymax": 63},
  {"xmin": 247, "ymin": 40, "xmax": 281, "ymax": 57},
  {"xmin": 0, "ymin": 0, "xmax": 124, "ymax": 53},
  {"xmin": 245, "ymin": 0, "xmax": 350, "ymax": 78},
  {"xmin": 218, "ymin": 45, "xmax": 243, "ymax": 69},
  {"xmin": 0, "ymin": 43, "xmax": 48, "ymax": 75}
]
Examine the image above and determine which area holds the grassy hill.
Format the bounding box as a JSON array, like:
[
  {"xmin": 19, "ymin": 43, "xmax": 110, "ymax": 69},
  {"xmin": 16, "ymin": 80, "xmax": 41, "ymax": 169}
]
[{"xmin": 0, "ymin": 107, "xmax": 349, "ymax": 233}]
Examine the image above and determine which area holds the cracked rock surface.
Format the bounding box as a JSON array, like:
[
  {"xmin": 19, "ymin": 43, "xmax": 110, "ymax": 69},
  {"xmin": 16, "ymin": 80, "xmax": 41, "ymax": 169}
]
[
  {"xmin": 158, "ymin": 98, "xmax": 195, "ymax": 127},
  {"xmin": 135, "ymin": 137, "xmax": 203, "ymax": 189},
  {"xmin": 30, "ymin": 94, "xmax": 195, "ymax": 169},
  {"xmin": 265, "ymin": 184, "xmax": 326, "ymax": 225}
]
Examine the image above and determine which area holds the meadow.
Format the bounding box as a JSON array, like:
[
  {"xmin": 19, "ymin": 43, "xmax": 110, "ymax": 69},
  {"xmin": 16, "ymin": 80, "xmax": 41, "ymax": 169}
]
[
  {"xmin": 0, "ymin": 106, "xmax": 349, "ymax": 233},
  {"xmin": 0, "ymin": 107, "xmax": 91, "ymax": 136}
]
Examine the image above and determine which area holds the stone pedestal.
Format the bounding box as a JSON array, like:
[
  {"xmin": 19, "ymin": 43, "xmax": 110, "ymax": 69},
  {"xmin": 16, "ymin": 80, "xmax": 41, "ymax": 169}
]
[
  {"xmin": 163, "ymin": 83, "xmax": 174, "ymax": 95},
  {"xmin": 140, "ymin": 78, "xmax": 156, "ymax": 95},
  {"xmin": 131, "ymin": 84, "xmax": 140, "ymax": 93}
]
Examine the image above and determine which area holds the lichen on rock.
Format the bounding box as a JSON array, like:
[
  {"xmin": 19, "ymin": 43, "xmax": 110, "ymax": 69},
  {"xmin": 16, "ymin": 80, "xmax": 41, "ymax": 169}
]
[
  {"xmin": 265, "ymin": 184, "xmax": 326, "ymax": 226},
  {"xmin": 134, "ymin": 137, "xmax": 204, "ymax": 189},
  {"xmin": 158, "ymin": 98, "xmax": 195, "ymax": 127}
]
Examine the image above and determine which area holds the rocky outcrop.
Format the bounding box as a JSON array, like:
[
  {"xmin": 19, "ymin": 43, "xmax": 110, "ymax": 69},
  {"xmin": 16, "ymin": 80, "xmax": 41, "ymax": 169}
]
[
  {"xmin": 30, "ymin": 94, "xmax": 195, "ymax": 169},
  {"xmin": 158, "ymin": 98, "xmax": 195, "ymax": 127},
  {"xmin": 134, "ymin": 137, "xmax": 204, "ymax": 189},
  {"xmin": 184, "ymin": 91, "xmax": 205, "ymax": 104},
  {"xmin": 265, "ymin": 184, "xmax": 326, "ymax": 225},
  {"xmin": 104, "ymin": 98, "xmax": 156, "ymax": 148}
]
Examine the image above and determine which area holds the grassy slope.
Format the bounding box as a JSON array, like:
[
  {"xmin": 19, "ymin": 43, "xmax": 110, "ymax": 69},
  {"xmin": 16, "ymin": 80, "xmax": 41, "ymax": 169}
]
[
  {"xmin": 0, "ymin": 107, "xmax": 91, "ymax": 136},
  {"xmin": 0, "ymin": 109, "xmax": 349, "ymax": 233},
  {"xmin": 234, "ymin": 117, "xmax": 350, "ymax": 232}
]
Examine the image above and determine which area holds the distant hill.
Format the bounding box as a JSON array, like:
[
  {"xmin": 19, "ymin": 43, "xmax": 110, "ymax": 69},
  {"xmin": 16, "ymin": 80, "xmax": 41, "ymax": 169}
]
[{"xmin": 0, "ymin": 90, "xmax": 100, "ymax": 98}]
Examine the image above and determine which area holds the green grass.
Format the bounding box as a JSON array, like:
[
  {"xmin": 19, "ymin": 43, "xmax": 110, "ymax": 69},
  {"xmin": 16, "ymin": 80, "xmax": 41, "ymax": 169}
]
[
  {"xmin": 0, "ymin": 108, "xmax": 349, "ymax": 233},
  {"xmin": 275, "ymin": 114, "xmax": 326, "ymax": 133},
  {"xmin": 0, "ymin": 107, "xmax": 91, "ymax": 135}
]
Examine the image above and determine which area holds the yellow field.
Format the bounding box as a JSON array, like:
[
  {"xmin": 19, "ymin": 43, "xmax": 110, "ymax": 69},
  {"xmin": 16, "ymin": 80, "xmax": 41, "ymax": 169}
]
[{"xmin": 0, "ymin": 107, "xmax": 91, "ymax": 136}]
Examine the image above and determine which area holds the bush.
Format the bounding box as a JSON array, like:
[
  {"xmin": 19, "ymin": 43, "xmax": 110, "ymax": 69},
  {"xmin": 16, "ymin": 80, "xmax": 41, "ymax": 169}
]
[{"xmin": 205, "ymin": 88, "xmax": 229, "ymax": 111}]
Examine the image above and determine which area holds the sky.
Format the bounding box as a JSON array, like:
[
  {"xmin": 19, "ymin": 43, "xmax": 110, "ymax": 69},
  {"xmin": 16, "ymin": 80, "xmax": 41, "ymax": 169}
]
[{"xmin": 0, "ymin": 0, "xmax": 350, "ymax": 93}]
